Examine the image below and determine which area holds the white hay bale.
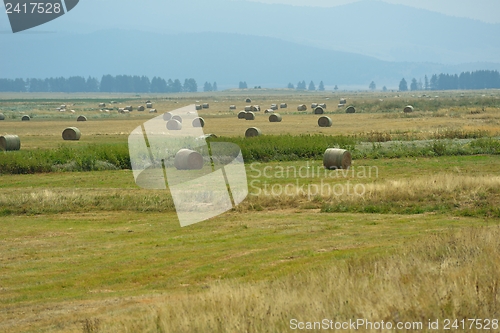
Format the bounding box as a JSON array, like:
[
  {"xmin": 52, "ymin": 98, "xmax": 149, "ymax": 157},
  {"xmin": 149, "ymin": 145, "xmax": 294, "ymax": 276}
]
[
  {"xmin": 314, "ymin": 106, "xmax": 325, "ymax": 114},
  {"xmin": 229, "ymin": 105, "xmax": 237, "ymax": 110},
  {"xmin": 0, "ymin": 113, "xmax": 5, "ymax": 120},
  {"xmin": 280, "ymin": 103, "xmax": 287, "ymax": 109},
  {"xmin": 0, "ymin": 135, "xmax": 21, "ymax": 151},
  {"xmin": 166, "ymin": 119, "xmax": 182, "ymax": 130},
  {"xmin": 318, "ymin": 116, "xmax": 332, "ymax": 127},
  {"xmin": 404, "ymin": 105, "xmax": 414, "ymax": 113},
  {"xmin": 77, "ymin": 115, "xmax": 87, "ymax": 122},
  {"xmin": 244, "ymin": 106, "xmax": 253, "ymax": 112},
  {"xmin": 146, "ymin": 102, "xmax": 153, "ymax": 108},
  {"xmin": 149, "ymin": 109, "xmax": 157, "ymax": 113},
  {"xmin": 244, "ymin": 112, "xmax": 255, "ymax": 120},
  {"xmin": 311, "ymin": 103, "xmax": 318, "ymax": 109},
  {"xmin": 269, "ymin": 113, "xmax": 282, "ymax": 122},
  {"xmin": 345, "ymin": 106, "xmax": 356, "ymax": 113},
  {"xmin": 245, "ymin": 127, "xmax": 261, "ymax": 137},
  {"xmin": 62, "ymin": 127, "xmax": 81, "ymax": 141},
  {"xmin": 174, "ymin": 149, "xmax": 204, "ymax": 170},
  {"xmin": 163, "ymin": 112, "xmax": 172, "ymax": 121},
  {"xmin": 202, "ymin": 103, "xmax": 209, "ymax": 109},
  {"xmin": 323, "ymin": 148, "xmax": 351, "ymax": 169},
  {"xmin": 137, "ymin": 105, "xmax": 145, "ymax": 111},
  {"xmin": 172, "ymin": 115, "xmax": 183, "ymax": 123},
  {"xmin": 264, "ymin": 109, "xmax": 274, "ymax": 113},
  {"xmin": 238, "ymin": 111, "xmax": 246, "ymax": 119},
  {"xmin": 21, "ymin": 115, "xmax": 30, "ymax": 121},
  {"xmin": 297, "ymin": 104, "xmax": 307, "ymax": 111},
  {"xmin": 195, "ymin": 105, "xmax": 202, "ymax": 110},
  {"xmin": 192, "ymin": 117, "xmax": 205, "ymax": 128}
]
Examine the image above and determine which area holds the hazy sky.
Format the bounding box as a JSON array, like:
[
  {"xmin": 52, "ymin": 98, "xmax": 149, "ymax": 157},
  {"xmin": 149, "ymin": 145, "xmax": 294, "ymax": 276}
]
[{"xmin": 247, "ymin": 0, "xmax": 500, "ymax": 23}]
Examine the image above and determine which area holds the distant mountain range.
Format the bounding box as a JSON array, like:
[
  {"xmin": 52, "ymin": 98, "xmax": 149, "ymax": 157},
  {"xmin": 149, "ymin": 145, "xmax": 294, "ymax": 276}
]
[{"xmin": 1, "ymin": 0, "xmax": 499, "ymax": 88}]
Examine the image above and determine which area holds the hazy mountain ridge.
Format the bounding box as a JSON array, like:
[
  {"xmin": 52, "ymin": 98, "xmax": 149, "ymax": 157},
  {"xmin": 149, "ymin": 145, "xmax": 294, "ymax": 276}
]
[{"xmin": 1, "ymin": 29, "xmax": 499, "ymax": 88}]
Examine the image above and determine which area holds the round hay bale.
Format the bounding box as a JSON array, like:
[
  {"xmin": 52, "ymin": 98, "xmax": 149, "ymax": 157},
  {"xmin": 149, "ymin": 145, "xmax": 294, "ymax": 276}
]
[
  {"xmin": 137, "ymin": 105, "xmax": 145, "ymax": 111},
  {"xmin": 265, "ymin": 109, "xmax": 274, "ymax": 113},
  {"xmin": 163, "ymin": 112, "xmax": 172, "ymax": 121},
  {"xmin": 77, "ymin": 115, "xmax": 87, "ymax": 122},
  {"xmin": 124, "ymin": 106, "xmax": 133, "ymax": 111},
  {"xmin": 318, "ymin": 116, "xmax": 332, "ymax": 127},
  {"xmin": 244, "ymin": 106, "xmax": 252, "ymax": 112},
  {"xmin": 149, "ymin": 109, "xmax": 157, "ymax": 113},
  {"xmin": 172, "ymin": 115, "xmax": 183, "ymax": 123},
  {"xmin": 339, "ymin": 98, "xmax": 347, "ymax": 105},
  {"xmin": 62, "ymin": 127, "xmax": 81, "ymax": 141},
  {"xmin": 122, "ymin": 110, "xmax": 130, "ymax": 114},
  {"xmin": 202, "ymin": 103, "xmax": 209, "ymax": 109},
  {"xmin": 280, "ymin": 103, "xmax": 287, "ymax": 109},
  {"xmin": 21, "ymin": 115, "xmax": 30, "ymax": 121},
  {"xmin": 99, "ymin": 103, "xmax": 106, "ymax": 107},
  {"xmin": 118, "ymin": 108, "xmax": 125, "ymax": 113},
  {"xmin": 311, "ymin": 103, "xmax": 318, "ymax": 109},
  {"xmin": 245, "ymin": 127, "xmax": 262, "ymax": 138},
  {"xmin": 345, "ymin": 106, "xmax": 356, "ymax": 114},
  {"xmin": 174, "ymin": 149, "xmax": 204, "ymax": 170},
  {"xmin": 166, "ymin": 119, "xmax": 182, "ymax": 130},
  {"xmin": 0, "ymin": 113, "xmax": 5, "ymax": 120},
  {"xmin": 245, "ymin": 98, "xmax": 252, "ymax": 103},
  {"xmin": 146, "ymin": 100, "xmax": 151, "ymax": 103},
  {"xmin": 192, "ymin": 117, "xmax": 205, "ymax": 127},
  {"xmin": 297, "ymin": 104, "xmax": 307, "ymax": 111},
  {"xmin": 244, "ymin": 112, "xmax": 255, "ymax": 120},
  {"xmin": 319, "ymin": 103, "xmax": 327, "ymax": 108},
  {"xmin": 195, "ymin": 105, "xmax": 202, "ymax": 110},
  {"xmin": 252, "ymin": 105, "xmax": 260, "ymax": 112},
  {"xmin": 0, "ymin": 135, "xmax": 21, "ymax": 151},
  {"xmin": 269, "ymin": 113, "xmax": 282, "ymax": 122},
  {"xmin": 238, "ymin": 111, "xmax": 246, "ymax": 119},
  {"xmin": 146, "ymin": 102, "xmax": 153, "ymax": 108},
  {"xmin": 323, "ymin": 148, "xmax": 351, "ymax": 170},
  {"xmin": 229, "ymin": 105, "xmax": 237, "ymax": 110},
  {"xmin": 60, "ymin": 104, "xmax": 66, "ymax": 109},
  {"xmin": 270, "ymin": 104, "xmax": 278, "ymax": 110},
  {"xmin": 404, "ymin": 105, "xmax": 414, "ymax": 113},
  {"xmin": 314, "ymin": 106, "xmax": 325, "ymax": 114}
]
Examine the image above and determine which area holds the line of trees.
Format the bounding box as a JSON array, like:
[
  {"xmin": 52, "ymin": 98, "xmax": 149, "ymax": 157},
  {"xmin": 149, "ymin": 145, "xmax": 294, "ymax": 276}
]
[
  {"xmin": 287, "ymin": 80, "xmax": 325, "ymax": 91},
  {"xmin": 0, "ymin": 75, "xmax": 199, "ymax": 93},
  {"xmin": 398, "ymin": 70, "xmax": 500, "ymax": 92}
]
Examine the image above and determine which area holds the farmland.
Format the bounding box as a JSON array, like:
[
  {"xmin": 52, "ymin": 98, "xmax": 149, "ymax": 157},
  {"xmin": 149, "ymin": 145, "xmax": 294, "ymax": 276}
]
[{"xmin": 0, "ymin": 89, "xmax": 500, "ymax": 332}]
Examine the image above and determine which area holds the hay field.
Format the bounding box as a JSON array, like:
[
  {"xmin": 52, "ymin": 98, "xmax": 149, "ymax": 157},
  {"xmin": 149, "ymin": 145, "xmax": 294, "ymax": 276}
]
[{"xmin": 0, "ymin": 90, "xmax": 500, "ymax": 332}]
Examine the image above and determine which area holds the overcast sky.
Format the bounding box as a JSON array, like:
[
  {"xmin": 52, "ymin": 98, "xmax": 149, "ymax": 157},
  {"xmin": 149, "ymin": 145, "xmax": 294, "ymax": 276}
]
[{"xmin": 247, "ymin": 0, "xmax": 500, "ymax": 23}]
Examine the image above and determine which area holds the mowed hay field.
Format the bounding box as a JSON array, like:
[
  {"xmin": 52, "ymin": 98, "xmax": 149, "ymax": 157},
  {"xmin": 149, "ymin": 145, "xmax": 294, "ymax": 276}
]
[{"xmin": 1, "ymin": 90, "xmax": 500, "ymax": 332}]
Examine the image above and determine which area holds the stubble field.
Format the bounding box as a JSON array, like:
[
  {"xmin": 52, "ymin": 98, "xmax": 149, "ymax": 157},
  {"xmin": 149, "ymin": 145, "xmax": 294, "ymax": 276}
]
[{"xmin": 0, "ymin": 89, "xmax": 499, "ymax": 332}]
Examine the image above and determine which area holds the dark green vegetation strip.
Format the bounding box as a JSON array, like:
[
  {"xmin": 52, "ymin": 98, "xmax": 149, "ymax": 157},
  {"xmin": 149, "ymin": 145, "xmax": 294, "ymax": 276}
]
[{"xmin": 1, "ymin": 135, "xmax": 499, "ymax": 174}]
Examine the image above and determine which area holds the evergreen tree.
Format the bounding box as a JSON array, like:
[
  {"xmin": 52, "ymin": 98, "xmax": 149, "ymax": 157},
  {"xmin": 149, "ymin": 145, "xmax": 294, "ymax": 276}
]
[
  {"xmin": 238, "ymin": 81, "xmax": 247, "ymax": 89},
  {"xmin": 213, "ymin": 82, "xmax": 217, "ymax": 91},
  {"xmin": 424, "ymin": 75, "xmax": 429, "ymax": 90},
  {"xmin": 334, "ymin": 85, "xmax": 338, "ymax": 91},
  {"xmin": 203, "ymin": 82, "xmax": 213, "ymax": 92},
  {"xmin": 308, "ymin": 81, "xmax": 316, "ymax": 91},
  {"xmin": 430, "ymin": 74, "xmax": 438, "ymax": 90},
  {"xmin": 399, "ymin": 78, "xmax": 408, "ymax": 92},
  {"xmin": 382, "ymin": 86, "xmax": 387, "ymax": 92},
  {"xmin": 410, "ymin": 78, "xmax": 418, "ymax": 91},
  {"xmin": 287, "ymin": 82, "xmax": 294, "ymax": 89},
  {"xmin": 369, "ymin": 81, "xmax": 376, "ymax": 91},
  {"xmin": 318, "ymin": 81, "xmax": 325, "ymax": 91}
]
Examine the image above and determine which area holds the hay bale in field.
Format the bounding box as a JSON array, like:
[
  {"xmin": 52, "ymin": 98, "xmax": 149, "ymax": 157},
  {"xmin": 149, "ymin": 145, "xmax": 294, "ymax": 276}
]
[
  {"xmin": 62, "ymin": 127, "xmax": 81, "ymax": 141},
  {"xmin": 60, "ymin": 104, "xmax": 66, "ymax": 109},
  {"xmin": 244, "ymin": 106, "xmax": 253, "ymax": 112},
  {"xmin": 77, "ymin": 115, "xmax": 87, "ymax": 122},
  {"xmin": 339, "ymin": 98, "xmax": 347, "ymax": 105},
  {"xmin": 404, "ymin": 105, "xmax": 414, "ymax": 113},
  {"xmin": 314, "ymin": 106, "xmax": 325, "ymax": 114},
  {"xmin": 270, "ymin": 104, "xmax": 278, "ymax": 110},
  {"xmin": 124, "ymin": 106, "xmax": 133, "ymax": 111},
  {"xmin": 163, "ymin": 112, "xmax": 172, "ymax": 121},
  {"xmin": 323, "ymin": 148, "xmax": 351, "ymax": 169},
  {"xmin": 195, "ymin": 105, "xmax": 202, "ymax": 110},
  {"xmin": 319, "ymin": 103, "xmax": 327, "ymax": 108},
  {"xmin": 146, "ymin": 100, "xmax": 151, "ymax": 103},
  {"xmin": 149, "ymin": 109, "xmax": 157, "ymax": 113},
  {"xmin": 167, "ymin": 119, "xmax": 182, "ymax": 130},
  {"xmin": 0, "ymin": 135, "xmax": 21, "ymax": 151},
  {"xmin": 137, "ymin": 105, "xmax": 145, "ymax": 111},
  {"xmin": 146, "ymin": 102, "xmax": 153, "ymax": 108},
  {"xmin": 122, "ymin": 110, "xmax": 130, "ymax": 114},
  {"xmin": 297, "ymin": 104, "xmax": 307, "ymax": 111},
  {"xmin": 265, "ymin": 109, "xmax": 274, "ymax": 113},
  {"xmin": 318, "ymin": 116, "xmax": 332, "ymax": 127},
  {"xmin": 280, "ymin": 103, "xmax": 287, "ymax": 109},
  {"xmin": 174, "ymin": 149, "xmax": 204, "ymax": 170},
  {"xmin": 21, "ymin": 115, "xmax": 30, "ymax": 121},
  {"xmin": 252, "ymin": 105, "xmax": 261, "ymax": 112},
  {"xmin": 202, "ymin": 103, "xmax": 209, "ymax": 109},
  {"xmin": 244, "ymin": 112, "xmax": 255, "ymax": 120},
  {"xmin": 229, "ymin": 105, "xmax": 237, "ymax": 110},
  {"xmin": 269, "ymin": 113, "xmax": 282, "ymax": 122},
  {"xmin": 311, "ymin": 103, "xmax": 318, "ymax": 109},
  {"xmin": 345, "ymin": 106, "xmax": 356, "ymax": 113},
  {"xmin": 238, "ymin": 111, "xmax": 247, "ymax": 119},
  {"xmin": 245, "ymin": 127, "xmax": 261, "ymax": 137},
  {"xmin": 118, "ymin": 108, "xmax": 125, "ymax": 113},
  {"xmin": 99, "ymin": 103, "xmax": 106, "ymax": 107},
  {"xmin": 172, "ymin": 115, "xmax": 183, "ymax": 123},
  {"xmin": 192, "ymin": 117, "xmax": 205, "ymax": 128},
  {"xmin": 0, "ymin": 113, "xmax": 5, "ymax": 120},
  {"xmin": 245, "ymin": 98, "xmax": 252, "ymax": 103}
]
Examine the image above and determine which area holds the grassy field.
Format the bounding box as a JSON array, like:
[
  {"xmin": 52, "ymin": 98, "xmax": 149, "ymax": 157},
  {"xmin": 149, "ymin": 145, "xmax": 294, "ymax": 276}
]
[{"xmin": 0, "ymin": 90, "xmax": 500, "ymax": 332}]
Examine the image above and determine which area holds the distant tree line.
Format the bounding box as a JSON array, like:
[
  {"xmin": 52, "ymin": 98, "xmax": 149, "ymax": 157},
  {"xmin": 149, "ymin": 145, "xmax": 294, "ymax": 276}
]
[
  {"xmin": 287, "ymin": 80, "xmax": 325, "ymax": 91},
  {"xmin": 397, "ymin": 70, "xmax": 500, "ymax": 92},
  {"xmin": 0, "ymin": 75, "xmax": 199, "ymax": 93}
]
